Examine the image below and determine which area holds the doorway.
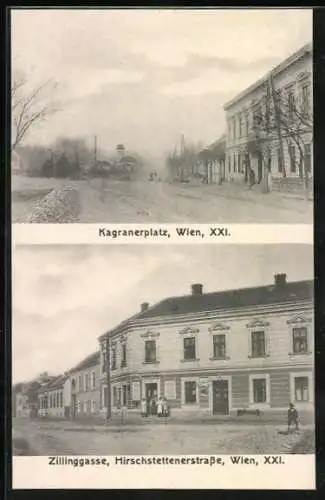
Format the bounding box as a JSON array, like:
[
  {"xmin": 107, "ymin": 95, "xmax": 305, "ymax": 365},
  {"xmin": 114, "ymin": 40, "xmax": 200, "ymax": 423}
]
[
  {"xmin": 145, "ymin": 383, "xmax": 158, "ymax": 401},
  {"xmin": 212, "ymin": 380, "xmax": 229, "ymax": 415}
]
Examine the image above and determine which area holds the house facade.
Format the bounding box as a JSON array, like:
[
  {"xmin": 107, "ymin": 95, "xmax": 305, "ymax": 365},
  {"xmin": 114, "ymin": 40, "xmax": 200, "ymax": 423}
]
[
  {"xmin": 37, "ymin": 375, "xmax": 67, "ymax": 418},
  {"xmin": 69, "ymin": 352, "xmax": 101, "ymax": 418},
  {"xmin": 98, "ymin": 275, "xmax": 314, "ymax": 418},
  {"xmin": 224, "ymin": 43, "xmax": 312, "ymax": 192}
]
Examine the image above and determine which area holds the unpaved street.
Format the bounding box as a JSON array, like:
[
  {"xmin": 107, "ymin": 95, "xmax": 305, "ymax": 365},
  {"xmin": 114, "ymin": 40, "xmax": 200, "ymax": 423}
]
[{"xmin": 13, "ymin": 418, "xmax": 314, "ymax": 456}]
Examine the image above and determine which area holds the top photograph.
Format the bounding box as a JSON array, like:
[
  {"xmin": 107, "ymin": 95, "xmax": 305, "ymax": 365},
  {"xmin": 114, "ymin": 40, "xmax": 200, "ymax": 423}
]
[{"xmin": 11, "ymin": 9, "xmax": 313, "ymax": 224}]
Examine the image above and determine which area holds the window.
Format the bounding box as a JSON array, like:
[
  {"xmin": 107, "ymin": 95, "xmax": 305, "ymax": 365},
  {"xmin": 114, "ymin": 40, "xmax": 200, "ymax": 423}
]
[
  {"xmin": 84, "ymin": 373, "xmax": 89, "ymax": 392},
  {"xmin": 239, "ymin": 115, "xmax": 243, "ymax": 137},
  {"xmin": 245, "ymin": 113, "xmax": 249, "ymax": 136},
  {"xmin": 111, "ymin": 344, "xmax": 117, "ymax": 370},
  {"xmin": 121, "ymin": 343, "xmax": 127, "ymax": 368},
  {"xmin": 86, "ymin": 400, "xmax": 91, "ymax": 413},
  {"xmin": 59, "ymin": 392, "xmax": 63, "ymax": 408},
  {"xmin": 294, "ymin": 377, "xmax": 309, "ymax": 402},
  {"xmin": 304, "ymin": 144, "xmax": 312, "ymax": 173},
  {"xmin": 103, "ymin": 387, "xmax": 108, "ymax": 408},
  {"xmin": 228, "ymin": 157, "xmax": 231, "ymax": 173},
  {"xmin": 91, "ymin": 371, "xmax": 96, "ymax": 391},
  {"xmin": 233, "ymin": 155, "xmax": 237, "ymax": 173},
  {"xmin": 289, "ymin": 145, "xmax": 296, "ymax": 173},
  {"xmin": 288, "ymin": 92, "xmax": 295, "ymax": 121},
  {"xmin": 238, "ymin": 154, "xmax": 241, "ymax": 173},
  {"xmin": 233, "ymin": 118, "xmax": 236, "ymax": 139},
  {"xmin": 293, "ymin": 327, "xmax": 308, "ymax": 354},
  {"xmin": 213, "ymin": 334, "xmax": 226, "ymax": 359},
  {"xmin": 183, "ymin": 337, "xmax": 196, "ymax": 360},
  {"xmin": 113, "ymin": 386, "xmax": 117, "ymax": 406},
  {"xmin": 91, "ymin": 400, "xmax": 96, "ymax": 413},
  {"xmin": 101, "ymin": 350, "xmax": 108, "ymax": 374},
  {"xmin": 53, "ymin": 394, "xmax": 56, "ymax": 408},
  {"xmin": 251, "ymin": 331, "xmax": 266, "ymax": 357},
  {"xmin": 184, "ymin": 381, "xmax": 197, "ymax": 404},
  {"xmin": 78, "ymin": 375, "xmax": 83, "ymax": 392},
  {"xmin": 145, "ymin": 340, "xmax": 156, "ymax": 363},
  {"xmin": 253, "ymin": 379, "xmax": 267, "ymax": 403},
  {"xmin": 77, "ymin": 401, "xmax": 81, "ymax": 413},
  {"xmin": 302, "ymin": 84, "xmax": 310, "ymax": 115}
]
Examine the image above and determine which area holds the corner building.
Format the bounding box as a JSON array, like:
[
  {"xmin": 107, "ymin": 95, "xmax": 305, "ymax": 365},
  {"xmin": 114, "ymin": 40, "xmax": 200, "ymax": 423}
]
[{"xmin": 99, "ymin": 275, "xmax": 314, "ymax": 418}]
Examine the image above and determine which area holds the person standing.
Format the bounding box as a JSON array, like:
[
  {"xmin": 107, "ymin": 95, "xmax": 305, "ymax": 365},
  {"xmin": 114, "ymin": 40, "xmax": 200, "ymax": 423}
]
[
  {"xmin": 140, "ymin": 398, "xmax": 147, "ymax": 417},
  {"xmin": 288, "ymin": 402, "xmax": 299, "ymax": 434}
]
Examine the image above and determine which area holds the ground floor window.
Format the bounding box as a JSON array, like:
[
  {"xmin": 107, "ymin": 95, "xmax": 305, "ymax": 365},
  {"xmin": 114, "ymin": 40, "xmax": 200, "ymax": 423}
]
[
  {"xmin": 294, "ymin": 376, "xmax": 309, "ymax": 402},
  {"xmin": 184, "ymin": 381, "xmax": 197, "ymax": 404},
  {"xmin": 253, "ymin": 378, "xmax": 267, "ymax": 403},
  {"xmin": 91, "ymin": 400, "xmax": 96, "ymax": 413}
]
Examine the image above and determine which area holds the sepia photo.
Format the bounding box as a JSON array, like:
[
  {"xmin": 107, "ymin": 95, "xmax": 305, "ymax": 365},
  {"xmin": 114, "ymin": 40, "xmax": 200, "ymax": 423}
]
[
  {"xmin": 12, "ymin": 244, "xmax": 314, "ymax": 457},
  {"xmin": 11, "ymin": 9, "xmax": 313, "ymax": 224}
]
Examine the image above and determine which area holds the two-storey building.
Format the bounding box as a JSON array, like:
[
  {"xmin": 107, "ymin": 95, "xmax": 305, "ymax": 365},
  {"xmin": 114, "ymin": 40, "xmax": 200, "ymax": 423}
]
[
  {"xmin": 68, "ymin": 351, "xmax": 101, "ymax": 418},
  {"xmin": 224, "ymin": 43, "xmax": 312, "ymax": 192},
  {"xmin": 99, "ymin": 274, "xmax": 314, "ymax": 418}
]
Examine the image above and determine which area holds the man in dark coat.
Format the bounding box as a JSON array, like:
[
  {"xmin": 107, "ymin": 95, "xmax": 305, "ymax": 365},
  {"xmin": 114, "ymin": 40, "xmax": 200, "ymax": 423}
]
[{"xmin": 288, "ymin": 402, "xmax": 299, "ymax": 434}]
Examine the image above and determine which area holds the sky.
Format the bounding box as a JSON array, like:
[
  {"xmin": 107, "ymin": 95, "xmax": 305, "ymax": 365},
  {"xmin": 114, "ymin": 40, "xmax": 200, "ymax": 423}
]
[
  {"xmin": 12, "ymin": 244, "xmax": 313, "ymax": 383},
  {"xmin": 11, "ymin": 8, "xmax": 312, "ymax": 163}
]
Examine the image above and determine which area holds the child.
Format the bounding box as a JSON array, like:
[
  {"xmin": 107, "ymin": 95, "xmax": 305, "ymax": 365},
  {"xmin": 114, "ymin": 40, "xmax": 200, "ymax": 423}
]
[{"xmin": 288, "ymin": 402, "xmax": 299, "ymax": 434}]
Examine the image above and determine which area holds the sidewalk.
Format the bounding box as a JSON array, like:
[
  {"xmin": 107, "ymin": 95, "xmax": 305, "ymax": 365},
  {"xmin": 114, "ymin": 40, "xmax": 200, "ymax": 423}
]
[{"xmin": 204, "ymin": 182, "xmax": 313, "ymax": 213}]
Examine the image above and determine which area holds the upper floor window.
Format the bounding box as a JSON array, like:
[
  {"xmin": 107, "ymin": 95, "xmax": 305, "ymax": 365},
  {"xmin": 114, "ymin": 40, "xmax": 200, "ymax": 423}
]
[
  {"xmin": 78, "ymin": 374, "xmax": 83, "ymax": 392},
  {"xmin": 84, "ymin": 372, "xmax": 89, "ymax": 392},
  {"xmin": 121, "ymin": 343, "xmax": 127, "ymax": 368},
  {"xmin": 91, "ymin": 371, "xmax": 96, "ymax": 391},
  {"xmin": 59, "ymin": 392, "xmax": 63, "ymax": 408},
  {"xmin": 251, "ymin": 331, "xmax": 266, "ymax": 357},
  {"xmin": 233, "ymin": 117, "xmax": 236, "ymax": 139},
  {"xmin": 304, "ymin": 143, "xmax": 312, "ymax": 173},
  {"xmin": 288, "ymin": 91, "xmax": 295, "ymax": 121},
  {"xmin": 301, "ymin": 84, "xmax": 310, "ymax": 116},
  {"xmin": 145, "ymin": 340, "xmax": 156, "ymax": 363},
  {"xmin": 213, "ymin": 334, "xmax": 226, "ymax": 359},
  {"xmin": 111, "ymin": 344, "xmax": 117, "ymax": 370},
  {"xmin": 292, "ymin": 327, "xmax": 308, "ymax": 354},
  {"xmin": 238, "ymin": 115, "xmax": 243, "ymax": 137},
  {"xmin": 102, "ymin": 350, "xmax": 108, "ymax": 374},
  {"xmin": 183, "ymin": 337, "xmax": 196, "ymax": 360}
]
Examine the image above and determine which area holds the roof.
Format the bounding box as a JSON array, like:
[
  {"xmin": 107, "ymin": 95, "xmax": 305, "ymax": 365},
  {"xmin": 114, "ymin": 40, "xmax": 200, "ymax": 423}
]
[
  {"xmin": 224, "ymin": 42, "xmax": 312, "ymax": 110},
  {"xmin": 138, "ymin": 279, "xmax": 313, "ymax": 319},
  {"xmin": 99, "ymin": 309, "xmax": 148, "ymax": 342},
  {"xmin": 69, "ymin": 351, "xmax": 100, "ymax": 374},
  {"xmin": 36, "ymin": 375, "xmax": 62, "ymax": 394}
]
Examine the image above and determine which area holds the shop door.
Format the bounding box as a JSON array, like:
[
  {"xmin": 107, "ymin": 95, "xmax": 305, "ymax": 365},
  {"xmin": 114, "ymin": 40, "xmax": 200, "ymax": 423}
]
[{"xmin": 212, "ymin": 380, "xmax": 229, "ymax": 415}]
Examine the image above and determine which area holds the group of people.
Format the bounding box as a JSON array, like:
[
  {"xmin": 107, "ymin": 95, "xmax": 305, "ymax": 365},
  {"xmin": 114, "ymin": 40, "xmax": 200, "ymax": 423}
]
[{"xmin": 140, "ymin": 396, "xmax": 169, "ymax": 418}]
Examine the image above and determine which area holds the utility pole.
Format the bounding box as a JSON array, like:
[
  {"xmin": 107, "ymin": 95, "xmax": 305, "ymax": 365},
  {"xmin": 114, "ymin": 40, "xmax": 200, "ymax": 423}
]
[
  {"xmin": 105, "ymin": 335, "xmax": 111, "ymax": 422},
  {"xmin": 94, "ymin": 135, "xmax": 97, "ymax": 167}
]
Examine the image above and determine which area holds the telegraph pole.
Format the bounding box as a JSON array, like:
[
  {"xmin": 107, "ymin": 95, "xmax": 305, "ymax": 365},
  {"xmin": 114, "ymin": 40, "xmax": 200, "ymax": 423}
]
[
  {"xmin": 105, "ymin": 334, "xmax": 111, "ymax": 422},
  {"xmin": 94, "ymin": 135, "xmax": 97, "ymax": 167}
]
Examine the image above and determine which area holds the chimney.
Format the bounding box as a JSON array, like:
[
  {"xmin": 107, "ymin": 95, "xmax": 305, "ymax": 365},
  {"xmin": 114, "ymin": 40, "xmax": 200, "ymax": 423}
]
[
  {"xmin": 191, "ymin": 283, "xmax": 203, "ymax": 296},
  {"xmin": 141, "ymin": 302, "xmax": 149, "ymax": 312},
  {"xmin": 274, "ymin": 273, "xmax": 287, "ymax": 286}
]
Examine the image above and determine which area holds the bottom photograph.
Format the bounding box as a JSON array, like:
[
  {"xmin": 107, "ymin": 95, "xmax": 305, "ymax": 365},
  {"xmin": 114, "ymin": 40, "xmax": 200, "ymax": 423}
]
[{"xmin": 12, "ymin": 244, "xmax": 314, "ymax": 456}]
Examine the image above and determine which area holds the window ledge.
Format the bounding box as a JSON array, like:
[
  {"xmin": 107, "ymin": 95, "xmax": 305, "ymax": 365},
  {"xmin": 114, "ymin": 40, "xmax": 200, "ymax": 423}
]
[
  {"xmin": 142, "ymin": 361, "xmax": 160, "ymax": 365},
  {"xmin": 248, "ymin": 354, "xmax": 270, "ymax": 359},
  {"xmin": 181, "ymin": 358, "xmax": 200, "ymax": 363},
  {"xmin": 289, "ymin": 351, "xmax": 312, "ymax": 356},
  {"xmin": 210, "ymin": 356, "xmax": 230, "ymax": 361}
]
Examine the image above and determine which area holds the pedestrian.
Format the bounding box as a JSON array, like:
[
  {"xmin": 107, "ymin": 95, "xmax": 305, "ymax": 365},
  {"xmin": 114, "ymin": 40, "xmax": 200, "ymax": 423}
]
[
  {"xmin": 162, "ymin": 398, "xmax": 169, "ymax": 417},
  {"xmin": 140, "ymin": 398, "xmax": 147, "ymax": 417},
  {"xmin": 157, "ymin": 397, "xmax": 163, "ymax": 417},
  {"xmin": 288, "ymin": 402, "xmax": 299, "ymax": 434},
  {"xmin": 150, "ymin": 396, "xmax": 157, "ymax": 416}
]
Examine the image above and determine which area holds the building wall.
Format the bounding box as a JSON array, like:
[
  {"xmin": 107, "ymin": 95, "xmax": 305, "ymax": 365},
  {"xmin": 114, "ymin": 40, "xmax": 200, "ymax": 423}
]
[
  {"xmin": 224, "ymin": 47, "xmax": 312, "ymax": 187},
  {"xmin": 99, "ymin": 300, "xmax": 314, "ymax": 415},
  {"xmin": 38, "ymin": 387, "xmax": 65, "ymax": 418},
  {"xmin": 70, "ymin": 363, "xmax": 101, "ymax": 417}
]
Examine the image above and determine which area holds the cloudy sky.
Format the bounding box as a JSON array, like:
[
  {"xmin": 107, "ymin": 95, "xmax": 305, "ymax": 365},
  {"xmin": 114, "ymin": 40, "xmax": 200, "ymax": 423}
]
[
  {"xmin": 12, "ymin": 244, "xmax": 313, "ymax": 383},
  {"xmin": 11, "ymin": 8, "xmax": 312, "ymax": 161}
]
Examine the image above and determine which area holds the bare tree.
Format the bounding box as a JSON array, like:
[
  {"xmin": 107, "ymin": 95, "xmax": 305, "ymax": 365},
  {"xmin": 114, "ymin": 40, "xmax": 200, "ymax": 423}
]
[
  {"xmin": 252, "ymin": 73, "xmax": 312, "ymax": 190},
  {"xmin": 11, "ymin": 71, "xmax": 59, "ymax": 150}
]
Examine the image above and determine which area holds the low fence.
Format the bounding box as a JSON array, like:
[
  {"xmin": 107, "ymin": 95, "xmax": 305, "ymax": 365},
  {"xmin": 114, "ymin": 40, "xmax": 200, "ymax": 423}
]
[{"xmin": 28, "ymin": 185, "xmax": 80, "ymax": 223}]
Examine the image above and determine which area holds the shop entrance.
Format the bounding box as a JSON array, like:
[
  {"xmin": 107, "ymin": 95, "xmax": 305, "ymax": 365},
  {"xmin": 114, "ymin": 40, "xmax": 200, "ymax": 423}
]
[{"xmin": 212, "ymin": 380, "xmax": 229, "ymax": 415}]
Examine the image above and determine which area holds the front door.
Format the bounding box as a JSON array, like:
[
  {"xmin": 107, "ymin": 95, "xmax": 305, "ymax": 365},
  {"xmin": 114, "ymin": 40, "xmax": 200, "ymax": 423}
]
[
  {"xmin": 145, "ymin": 383, "xmax": 157, "ymax": 401},
  {"xmin": 212, "ymin": 380, "xmax": 229, "ymax": 415}
]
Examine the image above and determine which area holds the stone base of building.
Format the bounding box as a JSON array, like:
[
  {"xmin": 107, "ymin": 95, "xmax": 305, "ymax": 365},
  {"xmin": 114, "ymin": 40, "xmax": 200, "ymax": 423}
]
[{"xmin": 271, "ymin": 176, "xmax": 313, "ymax": 195}]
